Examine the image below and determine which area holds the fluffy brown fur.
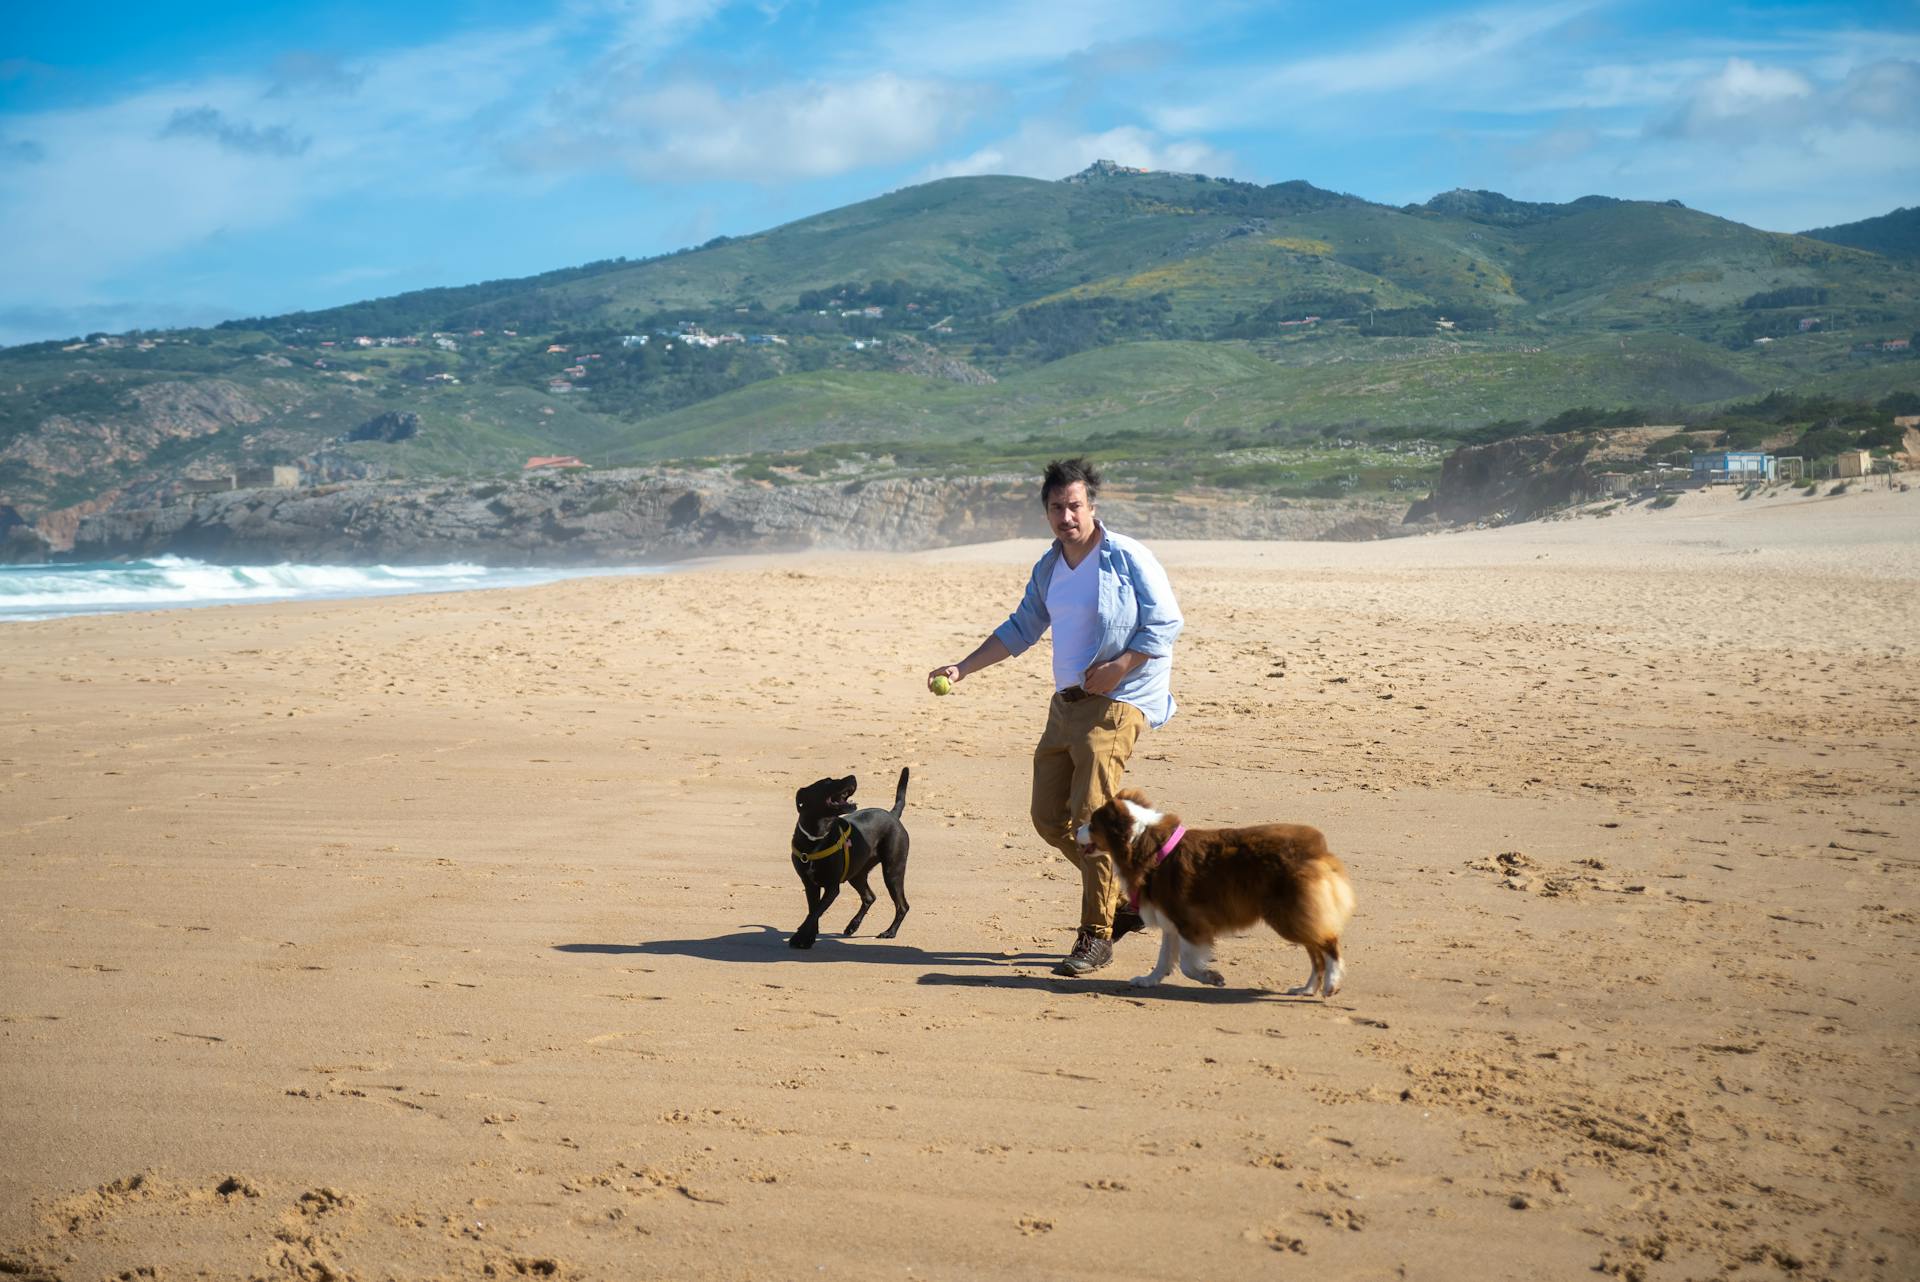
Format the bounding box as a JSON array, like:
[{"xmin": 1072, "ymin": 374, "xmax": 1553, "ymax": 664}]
[{"xmin": 1079, "ymin": 789, "xmax": 1356, "ymax": 995}]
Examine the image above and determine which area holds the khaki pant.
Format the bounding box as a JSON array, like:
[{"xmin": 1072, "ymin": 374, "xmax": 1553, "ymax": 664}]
[{"xmin": 1030, "ymin": 693, "xmax": 1147, "ymax": 936}]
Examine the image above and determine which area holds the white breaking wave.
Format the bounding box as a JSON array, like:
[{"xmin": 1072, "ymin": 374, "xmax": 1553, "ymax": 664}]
[{"xmin": 0, "ymin": 556, "xmax": 657, "ymax": 622}]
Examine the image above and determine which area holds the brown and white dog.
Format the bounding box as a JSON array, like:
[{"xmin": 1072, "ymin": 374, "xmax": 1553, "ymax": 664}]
[{"xmin": 1077, "ymin": 789, "xmax": 1355, "ymax": 996}]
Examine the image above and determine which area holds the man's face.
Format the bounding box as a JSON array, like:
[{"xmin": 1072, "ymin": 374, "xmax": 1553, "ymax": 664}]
[{"xmin": 1046, "ymin": 480, "xmax": 1096, "ymax": 547}]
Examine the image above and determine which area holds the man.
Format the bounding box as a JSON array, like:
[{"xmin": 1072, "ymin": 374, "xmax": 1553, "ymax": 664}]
[{"xmin": 927, "ymin": 457, "xmax": 1183, "ymax": 976}]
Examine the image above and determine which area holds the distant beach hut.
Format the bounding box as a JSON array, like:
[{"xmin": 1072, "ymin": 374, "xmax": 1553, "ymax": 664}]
[
  {"xmin": 1690, "ymin": 451, "xmax": 1775, "ymax": 485},
  {"xmin": 1591, "ymin": 472, "xmax": 1633, "ymax": 497},
  {"xmin": 1835, "ymin": 449, "xmax": 1872, "ymax": 479}
]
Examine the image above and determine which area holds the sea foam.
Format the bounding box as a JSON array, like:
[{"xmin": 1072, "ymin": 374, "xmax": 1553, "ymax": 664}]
[{"xmin": 0, "ymin": 556, "xmax": 656, "ymax": 622}]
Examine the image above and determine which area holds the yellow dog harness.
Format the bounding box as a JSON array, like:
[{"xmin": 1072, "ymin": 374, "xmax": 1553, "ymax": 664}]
[{"xmin": 792, "ymin": 819, "xmax": 854, "ymax": 885}]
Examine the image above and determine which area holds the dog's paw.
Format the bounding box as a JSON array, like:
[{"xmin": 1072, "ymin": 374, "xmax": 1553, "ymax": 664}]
[
  {"xmin": 1285, "ymin": 983, "xmax": 1318, "ymax": 996},
  {"xmin": 1128, "ymin": 973, "xmax": 1163, "ymax": 988},
  {"xmin": 876, "ymin": 928, "xmax": 899, "ymax": 939},
  {"xmin": 788, "ymin": 934, "xmax": 816, "ymax": 950},
  {"xmin": 1199, "ymin": 969, "xmax": 1226, "ymax": 987},
  {"xmin": 1321, "ymin": 961, "xmax": 1344, "ymax": 998}
]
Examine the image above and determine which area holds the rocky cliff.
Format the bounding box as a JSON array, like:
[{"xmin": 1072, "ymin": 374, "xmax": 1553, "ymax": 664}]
[
  {"xmin": 70, "ymin": 470, "xmax": 1402, "ymax": 565},
  {"xmin": 1401, "ymin": 434, "xmax": 1602, "ymax": 527},
  {"xmin": 0, "ymin": 504, "xmax": 53, "ymax": 564},
  {"xmin": 0, "ymin": 380, "xmax": 274, "ymax": 500}
]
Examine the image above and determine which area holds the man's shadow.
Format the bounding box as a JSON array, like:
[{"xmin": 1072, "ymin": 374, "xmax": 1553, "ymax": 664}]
[{"xmin": 555, "ymin": 924, "xmax": 1052, "ymax": 969}]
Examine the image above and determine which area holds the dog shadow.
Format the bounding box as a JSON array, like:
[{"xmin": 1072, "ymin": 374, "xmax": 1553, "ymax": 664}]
[
  {"xmin": 556, "ymin": 925, "xmax": 1053, "ymax": 969},
  {"xmin": 916, "ymin": 970, "xmax": 1300, "ymax": 1004}
]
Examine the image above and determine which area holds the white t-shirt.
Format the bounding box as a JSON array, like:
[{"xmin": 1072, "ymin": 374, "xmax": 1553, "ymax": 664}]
[{"xmin": 1046, "ymin": 547, "xmax": 1102, "ymax": 691}]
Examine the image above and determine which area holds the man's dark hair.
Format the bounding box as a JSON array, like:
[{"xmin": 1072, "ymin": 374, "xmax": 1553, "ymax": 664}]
[{"xmin": 1041, "ymin": 457, "xmax": 1102, "ymax": 506}]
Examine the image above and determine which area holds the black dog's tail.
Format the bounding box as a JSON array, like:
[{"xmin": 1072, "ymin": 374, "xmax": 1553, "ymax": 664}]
[{"xmin": 891, "ymin": 766, "xmax": 910, "ymax": 817}]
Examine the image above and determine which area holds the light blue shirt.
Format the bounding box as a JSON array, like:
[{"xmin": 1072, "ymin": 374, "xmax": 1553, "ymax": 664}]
[{"xmin": 992, "ymin": 523, "xmax": 1184, "ymax": 728}]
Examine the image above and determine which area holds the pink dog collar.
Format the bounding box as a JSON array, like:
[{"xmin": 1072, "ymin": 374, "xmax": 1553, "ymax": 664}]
[{"xmin": 1127, "ymin": 823, "xmax": 1186, "ymax": 913}]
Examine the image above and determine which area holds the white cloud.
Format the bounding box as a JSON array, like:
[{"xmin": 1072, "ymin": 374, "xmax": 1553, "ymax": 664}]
[
  {"xmin": 868, "ymin": 0, "xmax": 1184, "ymax": 76},
  {"xmin": 1151, "ymin": 1, "xmax": 1596, "ymax": 132},
  {"xmin": 1614, "ymin": 119, "xmax": 1918, "ymax": 230},
  {"xmin": 591, "ymin": 0, "xmax": 732, "ymax": 49},
  {"xmin": 1494, "ymin": 77, "xmax": 1917, "ymax": 230},
  {"xmin": 0, "ymin": 23, "xmax": 572, "ymax": 304},
  {"xmin": 0, "ymin": 79, "xmax": 315, "ymax": 300},
  {"xmin": 1836, "ymin": 58, "xmax": 1920, "ymax": 120},
  {"xmin": 924, "ymin": 121, "xmax": 1232, "ymax": 182},
  {"xmin": 1648, "ymin": 55, "xmax": 1920, "ymax": 156},
  {"xmin": 513, "ymin": 72, "xmax": 987, "ymax": 181},
  {"xmin": 1523, "ymin": 58, "xmax": 1720, "ymax": 112},
  {"xmin": 1656, "ymin": 57, "xmax": 1815, "ymax": 138},
  {"xmin": 0, "ymin": 0, "xmax": 752, "ymax": 315},
  {"xmin": 1797, "ymin": 26, "xmax": 1920, "ymax": 83}
]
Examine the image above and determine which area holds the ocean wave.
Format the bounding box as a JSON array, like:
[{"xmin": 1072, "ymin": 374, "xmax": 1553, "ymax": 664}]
[{"xmin": 0, "ymin": 557, "xmax": 652, "ymax": 622}]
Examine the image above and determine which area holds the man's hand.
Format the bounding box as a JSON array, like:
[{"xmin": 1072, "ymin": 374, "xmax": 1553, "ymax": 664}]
[
  {"xmin": 930, "ymin": 636, "xmax": 1011, "ymax": 692},
  {"xmin": 1081, "ymin": 653, "xmax": 1143, "ymax": 695}
]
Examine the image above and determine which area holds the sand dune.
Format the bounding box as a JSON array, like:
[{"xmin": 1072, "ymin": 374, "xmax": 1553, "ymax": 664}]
[{"xmin": 3, "ymin": 486, "xmax": 1916, "ymax": 1280}]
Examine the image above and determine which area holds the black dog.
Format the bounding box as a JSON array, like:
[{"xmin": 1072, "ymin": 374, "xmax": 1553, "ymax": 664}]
[{"xmin": 789, "ymin": 768, "xmax": 911, "ymax": 949}]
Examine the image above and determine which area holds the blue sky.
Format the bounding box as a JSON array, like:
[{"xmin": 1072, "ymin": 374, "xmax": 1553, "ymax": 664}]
[{"xmin": 1, "ymin": 0, "xmax": 1916, "ymax": 346}]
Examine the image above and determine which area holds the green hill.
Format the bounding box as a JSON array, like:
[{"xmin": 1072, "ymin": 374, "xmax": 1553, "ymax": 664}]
[
  {"xmin": 1802, "ymin": 207, "xmax": 1920, "ymax": 260},
  {"xmin": 610, "ymin": 332, "xmax": 1800, "ymax": 464},
  {"xmin": 3, "ymin": 164, "xmax": 1916, "ymax": 523}
]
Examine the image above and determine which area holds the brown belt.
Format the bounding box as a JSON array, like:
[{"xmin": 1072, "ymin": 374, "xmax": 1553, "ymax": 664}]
[{"xmin": 1056, "ymin": 685, "xmax": 1091, "ymax": 703}]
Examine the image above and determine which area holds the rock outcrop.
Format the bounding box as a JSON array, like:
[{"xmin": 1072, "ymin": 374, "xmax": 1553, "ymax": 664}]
[
  {"xmin": 296, "ymin": 446, "xmax": 390, "ymax": 485},
  {"xmin": 73, "ymin": 472, "xmax": 1046, "ymax": 565},
  {"xmin": 70, "ymin": 470, "xmax": 1403, "ymax": 565},
  {"xmin": 33, "ymin": 492, "xmax": 120, "ymax": 554},
  {"xmin": 0, "ymin": 380, "xmax": 270, "ymax": 493},
  {"xmin": 1402, "ymin": 434, "xmax": 1602, "ymax": 527},
  {"xmin": 345, "ymin": 411, "xmax": 420, "ymax": 443},
  {"xmin": 890, "ymin": 338, "xmax": 996, "ymax": 385},
  {"xmin": 0, "ymin": 504, "xmax": 52, "ymax": 564}
]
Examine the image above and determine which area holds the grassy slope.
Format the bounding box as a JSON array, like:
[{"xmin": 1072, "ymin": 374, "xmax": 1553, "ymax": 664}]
[
  {"xmin": 1801, "ymin": 206, "xmax": 1920, "ymax": 260},
  {"xmin": 537, "ymin": 176, "xmax": 1220, "ymax": 316},
  {"xmin": 596, "ymin": 343, "xmax": 1276, "ymax": 461},
  {"xmin": 1507, "ymin": 205, "xmax": 1908, "ymax": 325},
  {"xmin": 598, "ymin": 333, "xmax": 1806, "ymax": 464},
  {"xmin": 1037, "ymin": 199, "xmax": 1915, "ymax": 335}
]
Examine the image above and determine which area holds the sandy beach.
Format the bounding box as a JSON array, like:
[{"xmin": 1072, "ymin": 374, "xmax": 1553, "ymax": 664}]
[{"xmin": 3, "ymin": 485, "xmax": 1917, "ymax": 1281}]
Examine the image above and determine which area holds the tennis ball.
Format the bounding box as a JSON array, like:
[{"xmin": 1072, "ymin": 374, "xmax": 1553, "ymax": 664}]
[{"xmin": 930, "ymin": 675, "xmax": 952, "ymax": 696}]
